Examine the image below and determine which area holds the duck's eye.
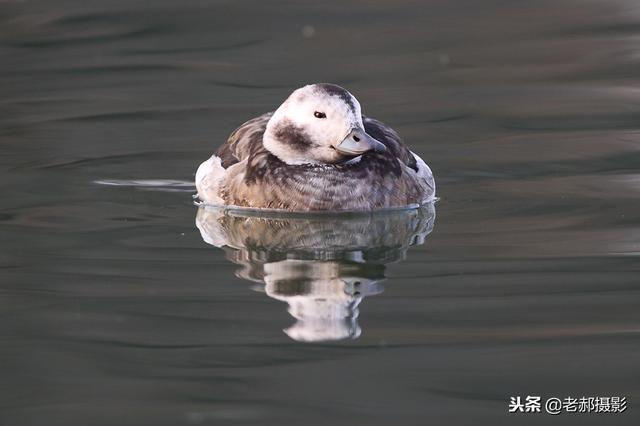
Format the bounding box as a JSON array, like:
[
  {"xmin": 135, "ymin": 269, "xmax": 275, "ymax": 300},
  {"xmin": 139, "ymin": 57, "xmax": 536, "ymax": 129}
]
[{"xmin": 314, "ymin": 111, "xmax": 326, "ymax": 119}]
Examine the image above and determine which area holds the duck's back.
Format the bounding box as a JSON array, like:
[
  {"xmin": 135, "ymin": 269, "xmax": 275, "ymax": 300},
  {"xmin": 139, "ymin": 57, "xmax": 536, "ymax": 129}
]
[{"xmin": 217, "ymin": 112, "xmax": 273, "ymax": 168}]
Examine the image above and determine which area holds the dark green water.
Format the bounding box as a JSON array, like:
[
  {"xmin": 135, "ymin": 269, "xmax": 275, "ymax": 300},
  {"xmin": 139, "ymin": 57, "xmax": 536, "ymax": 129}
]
[{"xmin": 1, "ymin": 0, "xmax": 639, "ymax": 425}]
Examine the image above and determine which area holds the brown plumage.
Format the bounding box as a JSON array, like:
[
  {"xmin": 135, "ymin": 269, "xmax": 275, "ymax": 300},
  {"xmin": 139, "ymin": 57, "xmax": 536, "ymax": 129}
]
[{"xmin": 195, "ymin": 84, "xmax": 435, "ymax": 211}]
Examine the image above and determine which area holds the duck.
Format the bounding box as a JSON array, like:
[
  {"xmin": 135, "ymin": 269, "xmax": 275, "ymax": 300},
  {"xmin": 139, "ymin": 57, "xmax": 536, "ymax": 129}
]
[{"xmin": 195, "ymin": 83, "xmax": 435, "ymax": 211}]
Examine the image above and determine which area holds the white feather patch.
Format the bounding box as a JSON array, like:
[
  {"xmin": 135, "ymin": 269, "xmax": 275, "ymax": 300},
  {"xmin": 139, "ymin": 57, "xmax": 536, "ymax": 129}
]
[
  {"xmin": 411, "ymin": 151, "xmax": 436, "ymax": 202},
  {"xmin": 195, "ymin": 155, "xmax": 226, "ymax": 204}
]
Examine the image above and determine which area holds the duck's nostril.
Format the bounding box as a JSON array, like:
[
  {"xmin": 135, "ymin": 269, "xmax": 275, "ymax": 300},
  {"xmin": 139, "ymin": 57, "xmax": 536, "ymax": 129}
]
[{"xmin": 353, "ymin": 135, "xmax": 360, "ymax": 142}]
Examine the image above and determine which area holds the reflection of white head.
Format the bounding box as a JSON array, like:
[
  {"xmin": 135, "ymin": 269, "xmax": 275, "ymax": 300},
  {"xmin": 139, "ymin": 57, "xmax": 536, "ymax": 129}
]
[
  {"xmin": 263, "ymin": 260, "xmax": 383, "ymax": 342},
  {"xmin": 194, "ymin": 204, "xmax": 436, "ymax": 342}
]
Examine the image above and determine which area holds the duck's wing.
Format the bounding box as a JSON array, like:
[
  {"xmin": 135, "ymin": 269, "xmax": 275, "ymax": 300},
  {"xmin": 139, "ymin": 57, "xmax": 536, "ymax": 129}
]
[
  {"xmin": 363, "ymin": 116, "xmax": 419, "ymax": 172},
  {"xmin": 216, "ymin": 112, "xmax": 274, "ymax": 168}
]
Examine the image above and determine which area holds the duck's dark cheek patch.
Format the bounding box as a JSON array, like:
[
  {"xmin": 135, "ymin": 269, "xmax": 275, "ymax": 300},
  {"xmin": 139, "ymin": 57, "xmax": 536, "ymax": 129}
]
[{"xmin": 274, "ymin": 120, "xmax": 316, "ymax": 152}]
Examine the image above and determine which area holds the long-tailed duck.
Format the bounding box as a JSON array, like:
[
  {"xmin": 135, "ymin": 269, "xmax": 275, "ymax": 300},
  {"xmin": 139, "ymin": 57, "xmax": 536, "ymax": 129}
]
[{"xmin": 195, "ymin": 83, "xmax": 435, "ymax": 211}]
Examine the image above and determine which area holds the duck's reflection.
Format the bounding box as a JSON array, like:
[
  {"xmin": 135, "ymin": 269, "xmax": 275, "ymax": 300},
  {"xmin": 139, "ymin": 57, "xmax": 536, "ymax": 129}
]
[{"xmin": 196, "ymin": 205, "xmax": 435, "ymax": 342}]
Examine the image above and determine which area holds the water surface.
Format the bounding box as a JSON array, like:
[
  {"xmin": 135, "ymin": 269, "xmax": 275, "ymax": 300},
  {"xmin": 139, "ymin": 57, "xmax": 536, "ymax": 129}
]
[{"xmin": 1, "ymin": 0, "xmax": 639, "ymax": 425}]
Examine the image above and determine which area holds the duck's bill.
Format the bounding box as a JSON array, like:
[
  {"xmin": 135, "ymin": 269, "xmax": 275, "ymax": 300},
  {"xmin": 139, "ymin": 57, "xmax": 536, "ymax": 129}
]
[{"xmin": 335, "ymin": 128, "xmax": 387, "ymax": 155}]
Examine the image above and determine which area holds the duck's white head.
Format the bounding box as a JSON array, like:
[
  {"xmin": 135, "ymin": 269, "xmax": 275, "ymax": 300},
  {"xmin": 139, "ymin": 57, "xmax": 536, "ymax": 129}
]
[{"xmin": 263, "ymin": 83, "xmax": 387, "ymax": 165}]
